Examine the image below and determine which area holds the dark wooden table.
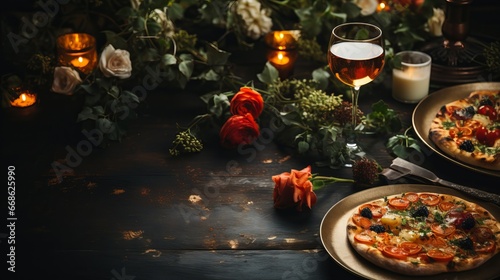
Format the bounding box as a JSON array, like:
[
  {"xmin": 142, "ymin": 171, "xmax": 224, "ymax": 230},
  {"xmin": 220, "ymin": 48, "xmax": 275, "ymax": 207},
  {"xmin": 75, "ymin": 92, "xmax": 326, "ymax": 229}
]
[{"xmin": 2, "ymin": 21, "xmax": 500, "ymax": 280}]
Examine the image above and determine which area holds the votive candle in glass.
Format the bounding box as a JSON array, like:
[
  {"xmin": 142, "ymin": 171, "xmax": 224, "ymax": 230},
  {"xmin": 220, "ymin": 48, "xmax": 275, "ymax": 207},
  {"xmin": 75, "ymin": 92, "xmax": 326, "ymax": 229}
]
[
  {"xmin": 57, "ymin": 33, "xmax": 97, "ymax": 74},
  {"xmin": 392, "ymin": 51, "xmax": 432, "ymax": 103},
  {"xmin": 265, "ymin": 30, "xmax": 300, "ymax": 50},
  {"xmin": 10, "ymin": 90, "xmax": 37, "ymax": 108},
  {"xmin": 267, "ymin": 50, "xmax": 298, "ymax": 79}
]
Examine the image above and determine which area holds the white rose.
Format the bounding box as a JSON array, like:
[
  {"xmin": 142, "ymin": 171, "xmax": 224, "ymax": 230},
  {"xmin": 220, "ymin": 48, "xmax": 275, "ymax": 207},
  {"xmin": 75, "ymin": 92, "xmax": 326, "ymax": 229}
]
[
  {"xmin": 356, "ymin": 0, "xmax": 378, "ymax": 16},
  {"xmin": 51, "ymin": 66, "xmax": 82, "ymax": 95},
  {"xmin": 99, "ymin": 44, "xmax": 132, "ymax": 79},
  {"xmin": 428, "ymin": 8, "xmax": 445, "ymax": 37},
  {"xmin": 130, "ymin": 0, "xmax": 141, "ymax": 10},
  {"xmin": 245, "ymin": 14, "xmax": 273, "ymax": 40},
  {"xmin": 150, "ymin": 8, "xmax": 175, "ymax": 38},
  {"xmin": 235, "ymin": 0, "xmax": 273, "ymax": 40}
]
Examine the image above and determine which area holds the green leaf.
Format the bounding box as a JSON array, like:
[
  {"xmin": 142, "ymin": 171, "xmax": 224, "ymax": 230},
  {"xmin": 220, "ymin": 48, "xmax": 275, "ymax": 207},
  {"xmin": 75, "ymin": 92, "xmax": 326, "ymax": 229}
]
[
  {"xmin": 92, "ymin": 106, "xmax": 105, "ymax": 116},
  {"xmin": 179, "ymin": 60, "xmax": 194, "ymax": 79},
  {"xmin": 146, "ymin": 19, "xmax": 162, "ymax": 36},
  {"xmin": 298, "ymin": 140, "xmax": 310, "ymax": 154},
  {"xmin": 108, "ymin": 86, "xmax": 120, "ymax": 99},
  {"xmin": 161, "ymin": 54, "xmax": 177, "ymax": 66},
  {"xmin": 294, "ymin": 6, "xmax": 324, "ymax": 37},
  {"xmin": 201, "ymin": 69, "xmax": 221, "ymax": 81},
  {"xmin": 312, "ymin": 68, "xmax": 330, "ymax": 91},
  {"xmin": 257, "ymin": 62, "xmax": 279, "ymax": 85},
  {"xmin": 206, "ymin": 43, "xmax": 231, "ymax": 66},
  {"xmin": 167, "ymin": 3, "xmax": 184, "ymax": 21},
  {"xmin": 77, "ymin": 106, "xmax": 97, "ymax": 122},
  {"xmin": 355, "ymin": 28, "xmax": 369, "ymax": 40},
  {"xmin": 115, "ymin": 6, "xmax": 137, "ymax": 19},
  {"xmin": 84, "ymin": 91, "xmax": 102, "ymax": 106},
  {"xmin": 120, "ymin": 90, "xmax": 140, "ymax": 104},
  {"xmin": 208, "ymin": 93, "xmax": 230, "ymax": 118},
  {"xmin": 80, "ymin": 84, "xmax": 94, "ymax": 94},
  {"xmin": 341, "ymin": 2, "xmax": 361, "ymax": 18},
  {"xmin": 97, "ymin": 118, "xmax": 114, "ymax": 134},
  {"xmin": 133, "ymin": 16, "xmax": 146, "ymax": 32},
  {"xmin": 409, "ymin": 142, "xmax": 422, "ymax": 153}
]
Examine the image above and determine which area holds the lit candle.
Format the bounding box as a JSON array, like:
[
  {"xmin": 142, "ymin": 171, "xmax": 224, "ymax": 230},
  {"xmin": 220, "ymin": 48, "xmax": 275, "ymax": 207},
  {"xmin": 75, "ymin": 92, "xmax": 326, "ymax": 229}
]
[
  {"xmin": 270, "ymin": 52, "xmax": 290, "ymax": 65},
  {"xmin": 392, "ymin": 51, "xmax": 432, "ymax": 103},
  {"xmin": 71, "ymin": 56, "xmax": 90, "ymax": 68},
  {"xmin": 10, "ymin": 93, "xmax": 37, "ymax": 108},
  {"xmin": 57, "ymin": 33, "xmax": 97, "ymax": 74},
  {"xmin": 267, "ymin": 50, "xmax": 297, "ymax": 79},
  {"xmin": 265, "ymin": 30, "xmax": 300, "ymax": 50}
]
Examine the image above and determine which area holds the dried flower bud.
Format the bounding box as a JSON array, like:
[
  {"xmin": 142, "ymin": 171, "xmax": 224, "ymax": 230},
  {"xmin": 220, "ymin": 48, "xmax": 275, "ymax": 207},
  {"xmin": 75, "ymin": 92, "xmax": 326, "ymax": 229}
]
[
  {"xmin": 332, "ymin": 101, "xmax": 364, "ymax": 126},
  {"xmin": 352, "ymin": 157, "xmax": 380, "ymax": 185}
]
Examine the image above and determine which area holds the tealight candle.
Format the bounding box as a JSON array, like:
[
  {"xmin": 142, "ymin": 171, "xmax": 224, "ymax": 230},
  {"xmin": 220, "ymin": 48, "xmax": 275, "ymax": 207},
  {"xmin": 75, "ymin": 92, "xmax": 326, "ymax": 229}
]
[
  {"xmin": 10, "ymin": 92, "xmax": 37, "ymax": 108},
  {"xmin": 267, "ymin": 50, "xmax": 297, "ymax": 79},
  {"xmin": 57, "ymin": 33, "xmax": 97, "ymax": 74},
  {"xmin": 392, "ymin": 51, "xmax": 432, "ymax": 103},
  {"xmin": 377, "ymin": 0, "xmax": 389, "ymax": 12},
  {"xmin": 270, "ymin": 52, "xmax": 290, "ymax": 65},
  {"xmin": 71, "ymin": 56, "xmax": 90, "ymax": 68},
  {"xmin": 264, "ymin": 30, "xmax": 300, "ymax": 50}
]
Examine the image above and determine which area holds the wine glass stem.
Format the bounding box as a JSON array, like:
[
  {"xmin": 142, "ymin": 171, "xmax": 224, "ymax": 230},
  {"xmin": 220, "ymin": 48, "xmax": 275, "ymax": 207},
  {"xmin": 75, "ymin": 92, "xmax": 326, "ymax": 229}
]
[{"xmin": 347, "ymin": 86, "xmax": 360, "ymax": 144}]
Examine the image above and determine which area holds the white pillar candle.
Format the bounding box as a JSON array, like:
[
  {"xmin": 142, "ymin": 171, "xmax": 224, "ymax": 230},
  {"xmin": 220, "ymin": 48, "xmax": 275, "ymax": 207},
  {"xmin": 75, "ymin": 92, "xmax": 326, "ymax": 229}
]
[{"xmin": 392, "ymin": 51, "xmax": 432, "ymax": 103}]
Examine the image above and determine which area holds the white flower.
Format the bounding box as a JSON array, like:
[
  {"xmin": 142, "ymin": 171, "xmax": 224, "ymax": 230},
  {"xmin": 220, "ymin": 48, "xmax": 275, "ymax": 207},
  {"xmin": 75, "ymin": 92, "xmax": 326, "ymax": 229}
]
[
  {"xmin": 99, "ymin": 44, "xmax": 132, "ymax": 79},
  {"xmin": 51, "ymin": 66, "xmax": 82, "ymax": 95},
  {"xmin": 130, "ymin": 0, "xmax": 141, "ymax": 10},
  {"xmin": 235, "ymin": 0, "xmax": 273, "ymax": 40},
  {"xmin": 356, "ymin": 0, "xmax": 378, "ymax": 16},
  {"xmin": 150, "ymin": 8, "xmax": 175, "ymax": 38},
  {"xmin": 428, "ymin": 8, "xmax": 445, "ymax": 37}
]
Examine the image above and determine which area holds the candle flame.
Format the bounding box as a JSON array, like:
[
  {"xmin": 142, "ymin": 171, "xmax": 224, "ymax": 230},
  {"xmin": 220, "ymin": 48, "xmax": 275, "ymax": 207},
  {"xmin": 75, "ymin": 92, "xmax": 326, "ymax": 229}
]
[
  {"xmin": 21, "ymin": 93, "xmax": 26, "ymax": 102},
  {"xmin": 78, "ymin": 57, "xmax": 83, "ymax": 63},
  {"xmin": 278, "ymin": 53, "xmax": 284, "ymax": 61},
  {"xmin": 377, "ymin": 1, "xmax": 389, "ymax": 11}
]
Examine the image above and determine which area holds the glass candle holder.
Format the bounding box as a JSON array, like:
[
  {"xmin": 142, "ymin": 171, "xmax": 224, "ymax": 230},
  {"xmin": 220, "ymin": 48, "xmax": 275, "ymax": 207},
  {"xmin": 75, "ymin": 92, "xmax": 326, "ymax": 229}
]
[
  {"xmin": 267, "ymin": 50, "xmax": 298, "ymax": 79},
  {"xmin": 57, "ymin": 33, "xmax": 97, "ymax": 74},
  {"xmin": 392, "ymin": 51, "xmax": 432, "ymax": 103},
  {"xmin": 264, "ymin": 30, "xmax": 300, "ymax": 50}
]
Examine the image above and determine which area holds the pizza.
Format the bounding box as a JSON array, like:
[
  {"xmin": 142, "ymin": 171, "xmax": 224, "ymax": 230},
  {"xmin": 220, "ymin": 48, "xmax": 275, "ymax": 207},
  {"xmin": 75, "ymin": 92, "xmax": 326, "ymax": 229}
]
[
  {"xmin": 346, "ymin": 191, "xmax": 500, "ymax": 276},
  {"xmin": 429, "ymin": 90, "xmax": 500, "ymax": 171}
]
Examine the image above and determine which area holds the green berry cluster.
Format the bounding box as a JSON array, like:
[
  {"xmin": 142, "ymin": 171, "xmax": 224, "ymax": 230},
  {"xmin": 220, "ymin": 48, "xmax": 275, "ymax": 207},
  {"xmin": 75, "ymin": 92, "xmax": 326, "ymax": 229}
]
[
  {"xmin": 297, "ymin": 38, "xmax": 326, "ymax": 63},
  {"xmin": 169, "ymin": 130, "xmax": 203, "ymax": 156},
  {"xmin": 295, "ymin": 88, "xmax": 342, "ymax": 126}
]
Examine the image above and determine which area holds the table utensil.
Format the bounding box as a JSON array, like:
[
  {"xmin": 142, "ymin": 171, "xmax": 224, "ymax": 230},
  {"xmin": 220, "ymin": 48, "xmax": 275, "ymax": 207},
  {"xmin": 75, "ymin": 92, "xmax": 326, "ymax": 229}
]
[{"xmin": 389, "ymin": 157, "xmax": 500, "ymax": 206}]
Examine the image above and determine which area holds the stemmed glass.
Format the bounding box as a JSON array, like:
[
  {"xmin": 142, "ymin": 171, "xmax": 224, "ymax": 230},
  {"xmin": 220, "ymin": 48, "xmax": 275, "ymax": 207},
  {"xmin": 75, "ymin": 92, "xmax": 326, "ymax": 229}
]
[{"xmin": 328, "ymin": 22, "xmax": 385, "ymax": 167}]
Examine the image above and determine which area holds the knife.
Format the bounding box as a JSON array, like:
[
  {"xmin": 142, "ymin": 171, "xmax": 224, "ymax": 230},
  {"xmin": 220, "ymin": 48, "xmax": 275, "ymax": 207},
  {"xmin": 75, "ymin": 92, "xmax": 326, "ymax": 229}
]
[{"xmin": 390, "ymin": 157, "xmax": 500, "ymax": 206}]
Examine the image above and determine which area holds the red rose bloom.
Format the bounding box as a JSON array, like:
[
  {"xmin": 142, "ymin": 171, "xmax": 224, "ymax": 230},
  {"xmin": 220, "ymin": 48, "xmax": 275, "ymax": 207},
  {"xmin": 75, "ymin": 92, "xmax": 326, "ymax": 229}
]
[
  {"xmin": 230, "ymin": 87, "xmax": 264, "ymax": 119},
  {"xmin": 219, "ymin": 113, "xmax": 260, "ymax": 149},
  {"xmin": 272, "ymin": 166, "xmax": 317, "ymax": 211}
]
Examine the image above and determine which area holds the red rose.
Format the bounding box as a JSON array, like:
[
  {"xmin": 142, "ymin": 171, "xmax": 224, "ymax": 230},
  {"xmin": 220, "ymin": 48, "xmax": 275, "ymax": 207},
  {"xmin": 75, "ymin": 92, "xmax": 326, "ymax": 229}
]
[
  {"xmin": 272, "ymin": 166, "xmax": 317, "ymax": 211},
  {"xmin": 230, "ymin": 87, "xmax": 264, "ymax": 119},
  {"xmin": 219, "ymin": 113, "xmax": 260, "ymax": 149}
]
